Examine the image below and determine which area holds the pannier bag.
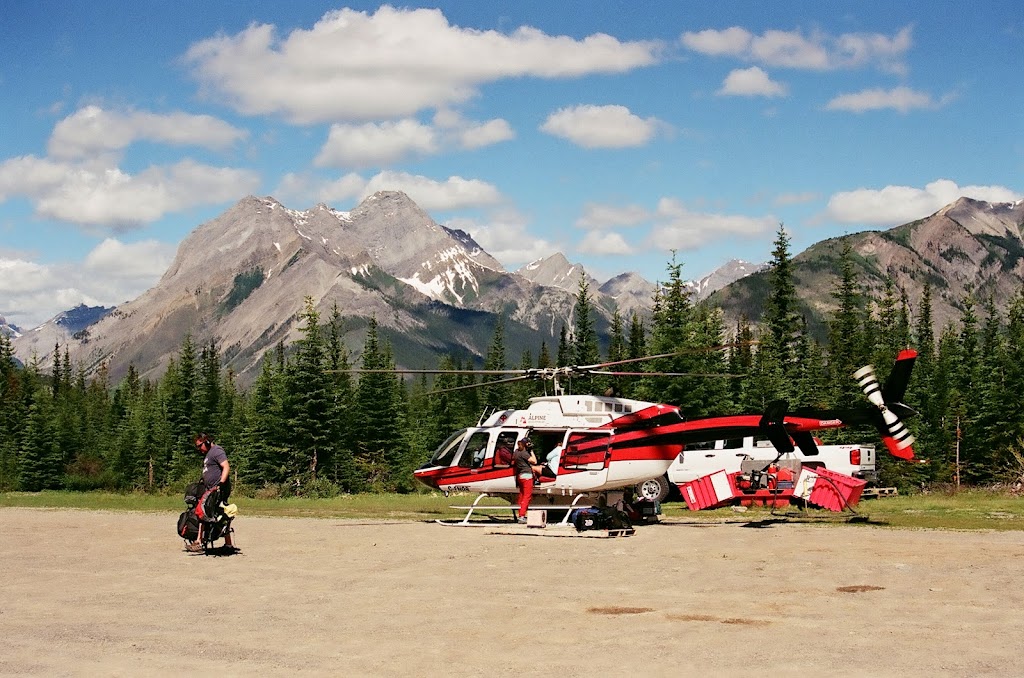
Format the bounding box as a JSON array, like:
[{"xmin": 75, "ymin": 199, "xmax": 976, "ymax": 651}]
[
  {"xmin": 183, "ymin": 482, "xmax": 204, "ymax": 509},
  {"xmin": 195, "ymin": 486, "xmax": 222, "ymax": 523},
  {"xmin": 177, "ymin": 510, "xmax": 200, "ymax": 541}
]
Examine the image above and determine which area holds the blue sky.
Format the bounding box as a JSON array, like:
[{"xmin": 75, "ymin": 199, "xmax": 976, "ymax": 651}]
[{"xmin": 1, "ymin": 1, "xmax": 1022, "ymax": 328}]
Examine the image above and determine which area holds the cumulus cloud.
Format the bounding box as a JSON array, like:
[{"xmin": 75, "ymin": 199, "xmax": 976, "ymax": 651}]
[
  {"xmin": 682, "ymin": 25, "xmax": 912, "ymax": 74},
  {"xmin": 824, "ymin": 179, "xmax": 1023, "ymax": 226},
  {"xmin": 825, "ymin": 86, "xmax": 951, "ymax": 113},
  {"xmin": 446, "ymin": 209, "xmax": 558, "ymax": 269},
  {"xmin": 648, "ymin": 198, "xmax": 778, "ymax": 250},
  {"xmin": 47, "ymin": 106, "xmax": 248, "ymax": 160},
  {"xmin": 433, "ymin": 110, "xmax": 515, "ymax": 149},
  {"xmin": 575, "ymin": 202, "xmax": 650, "ymax": 229},
  {"xmin": 0, "ymin": 156, "xmax": 260, "ymax": 229},
  {"xmin": 361, "ymin": 171, "xmax": 503, "ymax": 210},
  {"xmin": 578, "ymin": 230, "xmax": 634, "ymax": 255},
  {"xmin": 454, "ymin": 117, "xmax": 515, "ymax": 149},
  {"xmin": 315, "ymin": 119, "xmax": 438, "ymax": 168},
  {"xmin": 0, "ymin": 238, "xmax": 175, "ymax": 328},
  {"xmin": 183, "ymin": 6, "xmax": 662, "ymax": 124},
  {"xmin": 572, "ymin": 198, "xmax": 777, "ymax": 253},
  {"xmin": 313, "ymin": 113, "xmax": 514, "ymax": 168},
  {"xmin": 541, "ymin": 104, "xmax": 665, "ymax": 148},
  {"xmin": 717, "ymin": 67, "xmax": 787, "ymax": 97}
]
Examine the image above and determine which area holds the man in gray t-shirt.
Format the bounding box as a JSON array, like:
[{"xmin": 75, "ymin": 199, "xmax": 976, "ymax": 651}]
[
  {"xmin": 186, "ymin": 434, "xmax": 233, "ymax": 552},
  {"xmin": 200, "ymin": 440, "xmax": 229, "ymax": 491}
]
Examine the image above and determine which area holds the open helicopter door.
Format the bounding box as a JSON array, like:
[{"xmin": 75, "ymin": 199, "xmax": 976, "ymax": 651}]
[{"xmin": 558, "ymin": 430, "xmax": 612, "ymax": 489}]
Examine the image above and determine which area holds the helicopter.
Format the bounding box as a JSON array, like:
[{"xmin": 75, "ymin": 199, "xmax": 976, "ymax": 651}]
[{"xmin": 365, "ymin": 348, "xmax": 919, "ymax": 516}]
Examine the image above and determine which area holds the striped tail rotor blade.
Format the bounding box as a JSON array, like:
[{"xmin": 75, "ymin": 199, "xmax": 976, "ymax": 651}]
[{"xmin": 854, "ymin": 364, "xmax": 915, "ymax": 457}]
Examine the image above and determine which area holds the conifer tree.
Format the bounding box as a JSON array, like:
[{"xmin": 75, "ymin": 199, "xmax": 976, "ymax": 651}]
[
  {"xmin": 326, "ymin": 304, "xmax": 356, "ymax": 488},
  {"xmin": 355, "ymin": 317, "xmax": 403, "ymax": 490},
  {"xmin": 288, "ymin": 297, "xmax": 331, "ymax": 482},
  {"xmin": 18, "ymin": 388, "xmax": 62, "ymax": 491},
  {"xmin": 627, "ymin": 312, "xmax": 646, "ymax": 359},
  {"xmin": 762, "ymin": 224, "xmax": 801, "ymax": 385},
  {"xmin": 827, "ymin": 239, "xmax": 866, "ymax": 408},
  {"xmin": 482, "ymin": 316, "xmax": 510, "ymax": 407}
]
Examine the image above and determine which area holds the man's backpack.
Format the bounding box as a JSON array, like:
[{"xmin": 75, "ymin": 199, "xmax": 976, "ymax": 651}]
[
  {"xmin": 195, "ymin": 486, "xmax": 222, "ymax": 523},
  {"xmin": 184, "ymin": 482, "xmax": 203, "ymax": 509},
  {"xmin": 177, "ymin": 509, "xmax": 200, "ymax": 541}
]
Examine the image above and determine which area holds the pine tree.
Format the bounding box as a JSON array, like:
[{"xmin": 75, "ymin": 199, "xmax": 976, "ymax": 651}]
[
  {"xmin": 482, "ymin": 316, "xmax": 510, "ymax": 407},
  {"xmin": 637, "ymin": 254, "xmax": 700, "ymax": 410},
  {"xmin": 627, "ymin": 312, "xmax": 646, "ymax": 359},
  {"xmin": 827, "ymin": 239, "xmax": 866, "ymax": 408},
  {"xmin": 355, "ymin": 317, "xmax": 403, "ymax": 490},
  {"xmin": 762, "ymin": 224, "xmax": 801, "ymax": 385},
  {"xmin": 326, "ymin": 304, "xmax": 356, "ymax": 488},
  {"xmin": 288, "ymin": 297, "xmax": 332, "ymax": 482},
  {"xmin": 18, "ymin": 388, "xmax": 63, "ymax": 491}
]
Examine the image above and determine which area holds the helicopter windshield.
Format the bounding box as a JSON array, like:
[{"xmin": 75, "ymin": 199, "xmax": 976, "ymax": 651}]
[{"xmin": 428, "ymin": 429, "xmax": 468, "ymax": 467}]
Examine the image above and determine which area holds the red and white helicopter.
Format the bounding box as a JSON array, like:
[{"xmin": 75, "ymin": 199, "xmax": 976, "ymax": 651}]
[{"xmin": 405, "ymin": 349, "xmax": 918, "ymax": 518}]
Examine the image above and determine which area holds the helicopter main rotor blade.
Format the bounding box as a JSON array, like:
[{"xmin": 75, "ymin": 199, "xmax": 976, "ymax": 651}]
[
  {"xmin": 427, "ymin": 374, "xmax": 534, "ymax": 395},
  {"xmin": 585, "ymin": 370, "xmax": 746, "ymax": 378},
  {"xmin": 577, "ymin": 341, "xmax": 758, "ymax": 371},
  {"xmin": 327, "ymin": 368, "xmax": 526, "ymax": 375}
]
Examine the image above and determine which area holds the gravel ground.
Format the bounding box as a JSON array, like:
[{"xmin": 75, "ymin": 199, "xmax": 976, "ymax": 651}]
[{"xmin": 2, "ymin": 507, "xmax": 1023, "ymax": 677}]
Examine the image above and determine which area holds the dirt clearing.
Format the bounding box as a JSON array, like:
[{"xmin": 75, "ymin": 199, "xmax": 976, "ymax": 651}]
[{"xmin": 2, "ymin": 507, "xmax": 1022, "ymax": 676}]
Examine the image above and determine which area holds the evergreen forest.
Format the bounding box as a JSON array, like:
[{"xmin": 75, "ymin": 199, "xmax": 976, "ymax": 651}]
[{"xmin": 3, "ymin": 228, "xmax": 1024, "ymax": 496}]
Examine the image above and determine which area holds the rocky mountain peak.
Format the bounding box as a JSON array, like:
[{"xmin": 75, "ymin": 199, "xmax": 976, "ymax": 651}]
[
  {"xmin": 516, "ymin": 253, "xmax": 593, "ymax": 292},
  {"xmin": 937, "ymin": 196, "xmax": 1024, "ymax": 239}
]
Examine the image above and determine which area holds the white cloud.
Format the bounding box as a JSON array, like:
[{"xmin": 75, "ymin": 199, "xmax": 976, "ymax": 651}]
[
  {"xmin": 575, "ymin": 203, "xmax": 650, "ymax": 229},
  {"xmin": 648, "ymin": 198, "xmax": 777, "ymax": 250},
  {"xmin": 578, "ymin": 230, "xmax": 634, "ymax": 255},
  {"xmin": 272, "ymin": 171, "xmax": 367, "ymax": 206},
  {"xmin": 717, "ymin": 67, "xmax": 787, "ymax": 97},
  {"xmin": 361, "ymin": 171, "xmax": 503, "ymax": 210},
  {"xmin": 48, "ymin": 106, "xmax": 248, "ymax": 160},
  {"xmin": 541, "ymin": 104, "xmax": 664, "ymax": 148},
  {"xmin": 315, "ymin": 119, "xmax": 438, "ymax": 168},
  {"xmin": 680, "ymin": 26, "xmax": 752, "ymax": 56},
  {"xmin": 313, "ymin": 114, "xmax": 514, "ymax": 169},
  {"xmin": 825, "ymin": 86, "xmax": 950, "ymax": 113},
  {"xmin": 0, "ymin": 238, "xmax": 175, "ymax": 328},
  {"xmin": 449, "ymin": 117, "xmax": 515, "ymax": 150},
  {"xmin": 0, "ymin": 156, "xmax": 260, "ymax": 229},
  {"xmin": 824, "ymin": 179, "xmax": 1023, "ymax": 226},
  {"xmin": 83, "ymin": 238, "xmax": 176, "ymax": 279},
  {"xmin": 183, "ymin": 6, "xmax": 662, "ymax": 124},
  {"xmin": 446, "ymin": 209, "xmax": 557, "ymax": 269},
  {"xmin": 682, "ymin": 25, "xmax": 912, "ymax": 74}
]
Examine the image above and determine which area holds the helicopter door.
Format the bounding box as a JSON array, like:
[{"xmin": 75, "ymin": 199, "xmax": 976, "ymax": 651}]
[{"xmin": 561, "ymin": 431, "xmax": 612, "ymax": 481}]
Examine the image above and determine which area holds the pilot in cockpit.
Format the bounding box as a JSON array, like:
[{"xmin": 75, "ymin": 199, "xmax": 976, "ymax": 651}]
[{"xmin": 494, "ymin": 432, "xmax": 516, "ymax": 467}]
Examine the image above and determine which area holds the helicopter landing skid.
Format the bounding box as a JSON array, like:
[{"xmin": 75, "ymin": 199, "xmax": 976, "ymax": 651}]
[{"xmin": 439, "ymin": 492, "xmax": 590, "ymax": 527}]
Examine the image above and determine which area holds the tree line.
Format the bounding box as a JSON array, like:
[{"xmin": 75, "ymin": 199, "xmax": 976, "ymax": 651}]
[{"xmin": 2, "ymin": 226, "xmax": 1024, "ymax": 495}]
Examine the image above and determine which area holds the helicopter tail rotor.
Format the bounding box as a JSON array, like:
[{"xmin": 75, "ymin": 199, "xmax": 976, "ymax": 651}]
[{"xmin": 854, "ymin": 353, "xmax": 916, "ymax": 460}]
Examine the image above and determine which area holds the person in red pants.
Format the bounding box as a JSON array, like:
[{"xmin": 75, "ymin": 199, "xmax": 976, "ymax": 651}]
[{"xmin": 512, "ymin": 438, "xmax": 543, "ymax": 523}]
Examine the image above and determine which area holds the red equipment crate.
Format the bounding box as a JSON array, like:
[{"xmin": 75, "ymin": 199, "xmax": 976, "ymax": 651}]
[
  {"xmin": 680, "ymin": 470, "xmax": 739, "ymax": 511},
  {"xmin": 804, "ymin": 466, "xmax": 867, "ymax": 512}
]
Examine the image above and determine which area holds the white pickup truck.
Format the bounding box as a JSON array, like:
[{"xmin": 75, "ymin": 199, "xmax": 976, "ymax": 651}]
[{"xmin": 634, "ymin": 436, "xmax": 877, "ymax": 503}]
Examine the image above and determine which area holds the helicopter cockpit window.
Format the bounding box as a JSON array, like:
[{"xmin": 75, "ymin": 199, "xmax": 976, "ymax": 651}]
[
  {"xmin": 429, "ymin": 429, "xmax": 467, "ymax": 467},
  {"xmin": 494, "ymin": 432, "xmax": 517, "ymax": 467},
  {"xmin": 459, "ymin": 431, "xmax": 491, "ymax": 469},
  {"xmin": 723, "ymin": 438, "xmax": 744, "ymax": 449}
]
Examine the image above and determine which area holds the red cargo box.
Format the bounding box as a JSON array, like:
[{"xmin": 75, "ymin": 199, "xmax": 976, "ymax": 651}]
[
  {"xmin": 680, "ymin": 470, "xmax": 739, "ymax": 511},
  {"xmin": 805, "ymin": 466, "xmax": 866, "ymax": 512}
]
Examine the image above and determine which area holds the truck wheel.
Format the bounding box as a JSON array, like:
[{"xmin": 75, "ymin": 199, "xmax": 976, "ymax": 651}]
[{"xmin": 635, "ymin": 475, "xmax": 671, "ymax": 503}]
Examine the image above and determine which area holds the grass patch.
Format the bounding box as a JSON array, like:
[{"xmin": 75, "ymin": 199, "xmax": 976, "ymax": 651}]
[
  {"xmin": 0, "ymin": 490, "xmax": 467, "ymax": 521},
  {"xmin": 2, "ymin": 489, "xmax": 1023, "ymax": 530},
  {"xmin": 661, "ymin": 490, "xmax": 1024, "ymax": 530}
]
